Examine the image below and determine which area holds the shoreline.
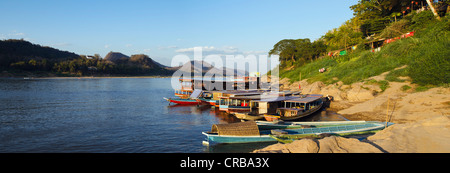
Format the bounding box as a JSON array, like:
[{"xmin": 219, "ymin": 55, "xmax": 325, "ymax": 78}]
[
  {"xmin": 0, "ymin": 76, "xmax": 173, "ymax": 79},
  {"xmin": 253, "ymin": 74, "xmax": 450, "ymax": 153}
]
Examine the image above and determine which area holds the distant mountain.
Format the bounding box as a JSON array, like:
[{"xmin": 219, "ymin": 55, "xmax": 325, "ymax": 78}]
[
  {"xmin": 0, "ymin": 39, "xmax": 173, "ymax": 77},
  {"xmin": 129, "ymin": 54, "xmax": 159, "ymax": 69},
  {"xmin": 0, "ymin": 39, "xmax": 79, "ymax": 67},
  {"xmin": 172, "ymin": 60, "xmax": 247, "ymax": 76},
  {"xmin": 103, "ymin": 52, "xmax": 130, "ymax": 63}
]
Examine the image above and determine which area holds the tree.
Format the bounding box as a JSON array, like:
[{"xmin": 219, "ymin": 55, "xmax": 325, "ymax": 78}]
[
  {"xmin": 322, "ymin": 20, "xmax": 364, "ymax": 50},
  {"xmin": 426, "ymin": 0, "xmax": 441, "ymax": 19},
  {"xmin": 268, "ymin": 39, "xmax": 298, "ymax": 63},
  {"xmin": 269, "ymin": 39, "xmax": 327, "ymax": 67},
  {"xmin": 350, "ymin": 0, "xmax": 427, "ymax": 36}
]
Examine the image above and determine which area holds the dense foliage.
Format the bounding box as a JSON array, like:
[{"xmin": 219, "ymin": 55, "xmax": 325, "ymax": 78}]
[
  {"xmin": 268, "ymin": 39, "xmax": 327, "ymax": 67},
  {"xmin": 279, "ymin": 12, "xmax": 449, "ymax": 88},
  {"xmin": 273, "ymin": 0, "xmax": 449, "ymax": 88},
  {"xmin": 0, "ymin": 39, "xmax": 79, "ymax": 68},
  {"xmin": 0, "ymin": 40, "xmax": 172, "ymax": 76}
]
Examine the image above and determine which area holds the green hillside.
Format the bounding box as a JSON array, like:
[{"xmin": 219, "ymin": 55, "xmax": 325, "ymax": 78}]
[{"xmin": 273, "ymin": 2, "xmax": 449, "ymax": 90}]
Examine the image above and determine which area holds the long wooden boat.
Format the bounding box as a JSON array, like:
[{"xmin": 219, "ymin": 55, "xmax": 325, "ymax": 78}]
[
  {"xmin": 217, "ymin": 91, "xmax": 302, "ymax": 113},
  {"xmin": 164, "ymin": 97, "xmax": 200, "ymax": 105},
  {"xmin": 164, "ymin": 89, "xmax": 203, "ymax": 105},
  {"xmin": 202, "ymin": 121, "xmax": 393, "ymax": 144},
  {"xmin": 233, "ymin": 96, "xmax": 302, "ymax": 121},
  {"xmin": 256, "ymin": 120, "xmax": 371, "ymax": 130},
  {"xmin": 269, "ymin": 95, "xmax": 324, "ymax": 121},
  {"xmin": 197, "ymin": 97, "xmax": 218, "ymax": 106},
  {"xmin": 233, "ymin": 112, "xmax": 264, "ymax": 120},
  {"xmin": 174, "ymin": 76, "xmax": 262, "ymax": 99},
  {"xmin": 217, "ymin": 92, "xmax": 264, "ymax": 113}
]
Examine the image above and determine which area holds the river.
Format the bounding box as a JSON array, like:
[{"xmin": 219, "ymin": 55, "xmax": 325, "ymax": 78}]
[{"xmin": 0, "ymin": 77, "xmax": 346, "ymax": 153}]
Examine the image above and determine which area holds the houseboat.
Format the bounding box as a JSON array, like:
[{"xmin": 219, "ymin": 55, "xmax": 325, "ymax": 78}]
[
  {"xmin": 216, "ymin": 91, "xmax": 265, "ymax": 113},
  {"xmin": 233, "ymin": 95, "xmax": 302, "ymax": 121},
  {"xmin": 269, "ymin": 94, "xmax": 324, "ymax": 121},
  {"xmin": 174, "ymin": 76, "xmax": 261, "ymax": 99}
]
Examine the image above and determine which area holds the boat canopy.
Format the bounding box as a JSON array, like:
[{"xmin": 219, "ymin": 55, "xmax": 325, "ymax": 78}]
[
  {"xmin": 252, "ymin": 96, "xmax": 299, "ymax": 103},
  {"xmin": 308, "ymin": 94, "xmax": 323, "ymax": 98},
  {"xmin": 189, "ymin": 89, "xmax": 203, "ymax": 99},
  {"xmin": 285, "ymin": 96, "xmax": 321, "ymax": 103},
  {"xmin": 210, "ymin": 121, "xmax": 260, "ymax": 136}
]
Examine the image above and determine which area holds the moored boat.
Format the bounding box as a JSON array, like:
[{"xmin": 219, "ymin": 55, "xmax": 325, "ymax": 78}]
[
  {"xmin": 216, "ymin": 91, "xmax": 266, "ymax": 113},
  {"xmin": 233, "ymin": 112, "xmax": 264, "ymax": 121},
  {"xmin": 164, "ymin": 97, "xmax": 200, "ymax": 105},
  {"xmin": 256, "ymin": 120, "xmax": 370, "ymax": 130},
  {"xmin": 272, "ymin": 95, "xmax": 324, "ymax": 121},
  {"xmin": 232, "ymin": 95, "xmax": 302, "ymax": 121},
  {"xmin": 202, "ymin": 121, "xmax": 394, "ymax": 144},
  {"xmin": 164, "ymin": 89, "xmax": 203, "ymax": 105}
]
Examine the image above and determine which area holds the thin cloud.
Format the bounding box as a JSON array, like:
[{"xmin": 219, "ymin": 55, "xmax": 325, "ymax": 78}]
[
  {"xmin": 9, "ymin": 31, "xmax": 25, "ymax": 36},
  {"xmin": 175, "ymin": 46, "xmax": 265, "ymax": 56},
  {"xmin": 158, "ymin": 45, "xmax": 178, "ymax": 50}
]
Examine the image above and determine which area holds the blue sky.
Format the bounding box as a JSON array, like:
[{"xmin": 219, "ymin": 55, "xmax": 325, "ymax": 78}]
[{"xmin": 0, "ymin": 0, "xmax": 358, "ymax": 67}]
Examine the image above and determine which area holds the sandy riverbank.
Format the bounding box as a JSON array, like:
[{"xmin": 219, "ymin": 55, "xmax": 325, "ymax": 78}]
[{"xmin": 254, "ymin": 73, "xmax": 450, "ymax": 153}]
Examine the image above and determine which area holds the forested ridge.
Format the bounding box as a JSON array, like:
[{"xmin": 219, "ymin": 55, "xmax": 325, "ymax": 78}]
[{"xmin": 0, "ymin": 39, "xmax": 173, "ymax": 77}]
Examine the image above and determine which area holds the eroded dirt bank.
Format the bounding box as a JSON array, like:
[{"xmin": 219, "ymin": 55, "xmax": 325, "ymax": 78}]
[{"xmin": 254, "ymin": 75, "xmax": 450, "ymax": 153}]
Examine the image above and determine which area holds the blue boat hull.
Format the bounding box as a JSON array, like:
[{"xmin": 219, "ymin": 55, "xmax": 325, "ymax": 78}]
[
  {"xmin": 202, "ymin": 132, "xmax": 276, "ymax": 143},
  {"xmin": 202, "ymin": 122, "xmax": 393, "ymax": 144}
]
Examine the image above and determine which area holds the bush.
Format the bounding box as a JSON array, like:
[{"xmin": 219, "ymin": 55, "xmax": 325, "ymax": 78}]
[
  {"xmin": 378, "ymin": 80, "xmax": 390, "ymax": 92},
  {"xmin": 380, "ymin": 20, "xmax": 411, "ymax": 38},
  {"xmin": 401, "ymin": 85, "xmax": 412, "ymax": 91},
  {"xmin": 410, "ymin": 10, "xmax": 436, "ymax": 32},
  {"xmin": 408, "ymin": 16, "xmax": 450, "ymax": 86},
  {"xmin": 385, "ymin": 67, "xmax": 408, "ymax": 82}
]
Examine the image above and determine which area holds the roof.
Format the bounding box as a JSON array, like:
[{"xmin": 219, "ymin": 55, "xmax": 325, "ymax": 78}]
[
  {"xmin": 285, "ymin": 96, "xmax": 322, "ymax": 103},
  {"xmin": 217, "ymin": 90, "xmax": 268, "ymax": 97},
  {"xmin": 222, "ymin": 95, "xmax": 263, "ymax": 100},
  {"xmin": 277, "ymin": 107, "xmax": 304, "ymax": 111},
  {"xmin": 210, "ymin": 121, "xmax": 260, "ymax": 136},
  {"xmin": 252, "ymin": 96, "xmax": 300, "ymax": 103},
  {"xmin": 189, "ymin": 89, "xmax": 203, "ymax": 99},
  {"xmin": 308, "ymin": 94, "xmax": 323, "ymax": 98}
]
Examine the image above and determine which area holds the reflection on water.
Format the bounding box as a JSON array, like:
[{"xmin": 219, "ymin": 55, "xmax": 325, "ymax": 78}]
[
  {"xmin": 165, "ymin": 103, "xmax": 347, "ymax": 153},
  {"xmin": 0, "ymin": 78, "xmax": 347, "ymax": 153}
]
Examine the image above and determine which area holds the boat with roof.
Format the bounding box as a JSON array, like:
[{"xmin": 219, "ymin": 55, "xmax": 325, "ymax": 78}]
[
  {"xmin": 202, "ymin": 121, "xmax": 394, "ymax": 144},
  {"xmin": 164, "ymin": 89, "xmax": 203, "ymax": 105}
]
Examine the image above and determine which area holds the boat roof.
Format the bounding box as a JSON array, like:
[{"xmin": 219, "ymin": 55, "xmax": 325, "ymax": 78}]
[
  {"xmin": 216, "ymin": 90, "xmax": 268, "ymax": 96},
  {"xmin": 285, "ymin": 96, "xmax": 322, "ymax": 103},
  {"xmin": 210, "ymin": 121, "xmax": 260, "ymax": 136},
  {"xmin": 308, "ymin": 94, "xmax": 323, "ymax": 97},
  {"xmin": 261, "ymin": 91, "xmax": 302, "ymax": 97},
  {"xmin": 189, "ymin": 89, "xmax": 203, "ymax": 99},
  {"xmin": 277, "ymin": 107, "xmax": 304, "ymax": 111},
  {"xmin": 220, "ymin": 94, "xmax": 264, "ymax": 100},
  {"xmin": 252, "ymin": 96, "xmax": 300, "ymax": 103}
]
